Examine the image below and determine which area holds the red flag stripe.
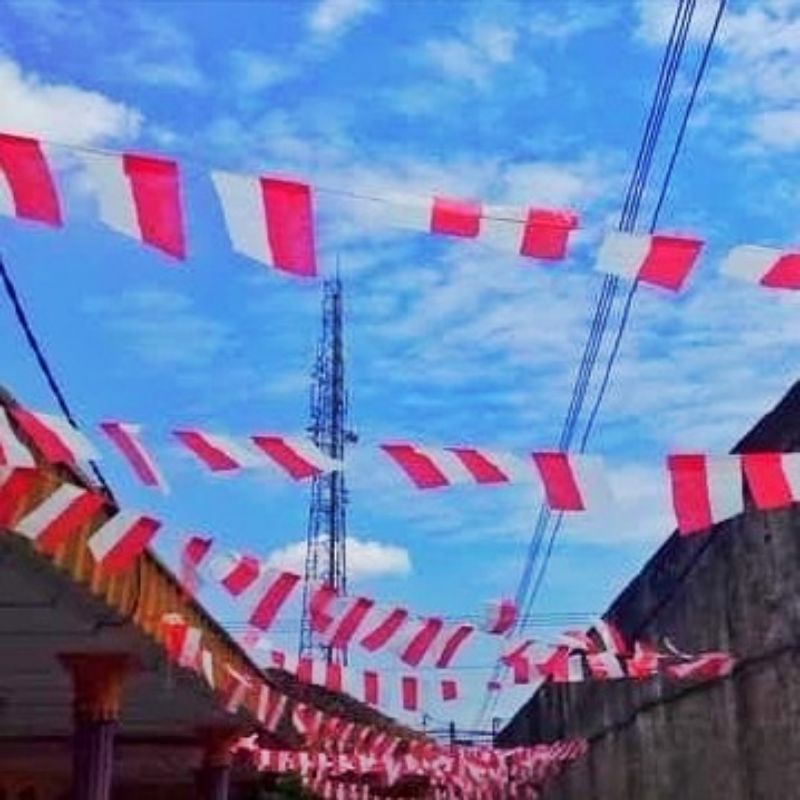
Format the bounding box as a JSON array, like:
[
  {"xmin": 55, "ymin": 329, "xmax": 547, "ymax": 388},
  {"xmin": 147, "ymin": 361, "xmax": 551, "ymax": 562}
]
[
  {"xmin": 260, "ymin": 177, "xmax": 316, "ymax": 277},
  {"xmin": 360, "ymin": 607, "xmax": 409, "ymax": 651},
  {"xmin": 441, "ymin": 679, "xmax": 458, "ymax": 702},
  {"xmin": 87, "ymin": 512, "xmax": 161, "ymax": 573},
  {"xmin": 363, "ymin": 670, "xmax": 379, "ymax": 705},
  {"xmin": 123, "ymin": 154, "xmax": 185, "ymax": 259},
  {"xmin": 531, "ymin": 452, "xmax": 584, "ymax": 511},
  {"xmin": 99, "ymin": 421, "xmax": 165, "ymax": 490},
  {"xmin": 0, "ymin": 408, "xmax": 35, "ymax": 468},
  {"xmin": 0, "ymin": 134, "xmax": 61, "ymax": 225},
  {"xmin": 519, "ymin": 209, "xmax": 578, "ymax": 260},
  {"xmin": 741, "ymin": 452, "xmax": 795, "ymax": 510},
  {"xmin": 213, "ymin": 553, "xmax": 262, "ymax": 596},
  {"xmin": 14, "ymin": 483, "xmax": 104, "ymax": 554},
  {"xmin": 249, "ymin": 571, "xmax": 301, "ymax": 630},
  {"xmin": 401, "ymin": 676, "xmax": 419, "ymax": 711},
  {"xmin": 180, "ymin": 535, "xmax": 212, "ymax": 592},
  {"xmin": 434, "ymin": 624, "xmax": 474, "ymax": 668},
  {"xmin": 637, "ymin": 235, "xmax": 704, "ymax": 291},
  {"xmin": 762, "ymin": 253, "xmax": 800, "ymax": 289},
  {"xmin": 400, "ymin": 618, "xmax": 444, "ymax": 667},
  {"xmin": 381, "ymin": 444, "xmax": 449, "ymax": 489},
  {"xmin": 325, "ymin": 662, "xmax": 343, "ymax": 692},
  {"xmin": 430, "ymin": 197, "xmax": 481, "ymax": 238},
  {"xmin": 0, "ymin": 468, "xmax": 39, "ymax": 528},
  {"xmin": 310, "ymin": 583, "xmax": 339, "ymax": 633},
  {"xmin": 173, "ymin": 430, "xmax": 242, "ymax": 471},
  {"xmin": 484, "ymin": 599, "xmax": 517, "ymax": 635},
  {"xmin": 11, "ymin": 408, "xmax": 95, "ymax": 466},
  {"xmin": 327, "ymin": 597, "xmax": 376, "ymax": 649},
  {"xmin": 251, "ymin": 435, "xmax": 324, "ymax": 480},
  {"xmin": 447, "ymin": 447, "xmax": 510, "ymax": 484}
]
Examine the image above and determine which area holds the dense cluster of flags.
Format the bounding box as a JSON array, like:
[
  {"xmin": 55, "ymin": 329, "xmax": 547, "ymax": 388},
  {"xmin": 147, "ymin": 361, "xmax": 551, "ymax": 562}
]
[
  {"xmin": 1, "ymin": 131, "xmax": 799, "ymax": 290},
  {"xmin": 232, "ymin": 734, "xmax": 589, "ymax": 800},
  {"xmin": 2, "ymin": 404, "xmax": 799, "ymax": 539}
]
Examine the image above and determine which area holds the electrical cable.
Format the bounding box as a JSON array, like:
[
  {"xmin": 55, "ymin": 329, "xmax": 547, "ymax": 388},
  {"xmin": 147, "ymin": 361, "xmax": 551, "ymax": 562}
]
[{"xmin": 0, "ymin": 253, "xmax": 112, "ymax": 495}]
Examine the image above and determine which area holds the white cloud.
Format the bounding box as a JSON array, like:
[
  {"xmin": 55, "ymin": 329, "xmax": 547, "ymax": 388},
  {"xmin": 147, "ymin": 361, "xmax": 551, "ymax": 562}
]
[
  {"xmin": 749, "ymin": 108, "xmax": 800, "ymax": 151},
  {"xmin": 423, "ymin": 24, "xmax": 518, "ymax": 89},
  {"xmin": 267, "ymin": 536, "xmax": 412, "ymax": 580},
  {"xmin": 308, "ymin": 0, "xmax": 378, "ymax": 40},
  {"xmin": 0, "ymin": 56, "xmax": 142, "ymax": 144},
  {"xmin": 528, "ymin": 3, "xmax": 619, "ymax": 41},
  {"xmin": 229, "ymin": 49, "xmax": 294, "ymax": 92}
]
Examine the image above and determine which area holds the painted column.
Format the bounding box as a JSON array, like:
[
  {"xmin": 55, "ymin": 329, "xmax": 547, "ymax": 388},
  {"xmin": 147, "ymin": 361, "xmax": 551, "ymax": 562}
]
[
  {"xmin": 59, "ymin": 653, "xmax": 133, "ymax": 800},
  {"xmin": 195, "ymin": 727, "xmax": 240, "ymax": 800}
]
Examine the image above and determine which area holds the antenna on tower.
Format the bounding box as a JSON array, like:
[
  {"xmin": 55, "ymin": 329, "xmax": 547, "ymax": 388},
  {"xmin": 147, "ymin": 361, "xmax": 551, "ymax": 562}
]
[{"xmin": 299, "ymin": 269, "xmax": 356, "ymax": 662}]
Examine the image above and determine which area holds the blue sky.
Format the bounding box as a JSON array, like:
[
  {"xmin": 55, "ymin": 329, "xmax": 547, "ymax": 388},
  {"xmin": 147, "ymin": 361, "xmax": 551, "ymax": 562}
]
[{"xmin": 2, "ymin": 0, "xmax": 800, "ymax": 730}]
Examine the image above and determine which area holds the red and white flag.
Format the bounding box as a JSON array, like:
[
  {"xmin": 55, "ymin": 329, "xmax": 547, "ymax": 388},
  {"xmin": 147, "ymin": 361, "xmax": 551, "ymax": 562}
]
[
  {"xmin": 251, "ymin": 435, "xmax": 340, "ymax": 480},
  {"xmin": 586, "ymin": 652, "xmax": 626, "ymax": 680},
  {"xmin": 433, "ymin": 624, "xmax": 475, "ymax": 669},
  {"xmin": 380, "ymin": 443, "xmax": 531, "ymax": 489},
  {"xmin": 11, "ymin": 408, "xmax": 98, "ymax": 467},
  {"xmin": 741, "ymin": 452, "xmax": 800, "ymax": 511},
  {"xmin": 79, "ymin": 151, "xmax": 185, "ymax": 259},
  {"xmin": 440, "ymin": 678, "xmax": 458, "ymax": 702},
  {"xmin": 589, "ymin": 619, "xmax": 628, "ymax": 655},
  {"xmin": 210, "ymin": 551, "xmax": 263, "ymax": 596},
  {"xmin": 720, "ymin": 244, "xmax": 800, "ymax": 291},
  {"xmin": 595, "ymin": 231, "xmax": 704, "ymax": 291},
  {"xmin": 363, "ymin": 670, "xmax": 381, "ymax": 706},
  {"xmin": 223, "ymin": 664, "xmax": 252, "ymax": 713},
  {"xmin": 399, "ymin": 617, "xmax": 445, "ymax": 667},
  {"xmin": 212, "ymin": 170, "xmax": 316, "ymax": 277},
  {"xmin": 179, "ymin": 534, "xmax": 212, "ymax": 593},
  {"xmin": 247, "ymin": 569, "xmax": 302, "ymax": 631},
  {"xmin": 261, "ymin": 691, "xmax": 288, "ymax": 732},
  {"xmin": 359, "ymin": 607, "xmax": 409, "ymax": 652},
  {"xmin": 161, "ymin": 613, "xmax": 202, "ymax": 668},
  {"xmin": 13, "ymin": 482, "xmax": 104, "ymax": 554},
  {"xmin": 0, "ymin": 133, "xmax": 61, "ymax": 226},
  {"xmin": 667, "ymin": 454, "xmax": 743, "ymax": 535},
  {"xmin": 483, "ymin": 598, "xmax": 517, "ymax": 635},
  {"xmin": 200, "ymin": 648, "xmax": 215, "ymax": 688},
  {"xmin": 173, "ymin": 429, "xmax": 263, "ymax": 472},
  {"xmin": 384, "ymin": 194, "xmax": 577, "ymax": 261},
  {"xmin": 296, "ymin": 657, "xmax": 344, "ymax": 692},
  {"xmin": 400, "ymin": 675, "xmax": 420, "ymax": 711},
  {"xmin": 324, "ymin": 596, "xmax": 376, "ymax": 649},
  {"xmin": 666, "ymin": 652, "xmax": 734, "ymax": 681},
  {"xmin": 627, "ymin": 642, "xmax": 660, "ymax": 679},
  {"xmin": 87, "ymin": 510, "xmax": 161, "ymax": 572},
  {"xmin": 531, "ymin": 452, "xmax": 608, "ymax": 512},
  {"xmin": 0, "ymin": 468, "xmax": 39, "ymax": 529},
  {"xmin": 0, "ymin": 408, "xmax": 35, "ymax": 468},
  {"xmin": 99, "ymin": 421, "xmax": 167, "ymax": 491}
]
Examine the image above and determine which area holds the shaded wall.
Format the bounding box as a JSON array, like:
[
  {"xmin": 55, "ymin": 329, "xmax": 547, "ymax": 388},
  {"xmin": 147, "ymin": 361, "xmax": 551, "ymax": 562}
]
[{"xmin": 497, "ymin": 383, "xmax": 800, "ymax": 800}]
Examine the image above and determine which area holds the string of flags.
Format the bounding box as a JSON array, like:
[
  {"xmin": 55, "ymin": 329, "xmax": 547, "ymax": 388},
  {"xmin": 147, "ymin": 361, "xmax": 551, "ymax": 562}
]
[
  {"xmin": 2, "ymin": 404, "xmax": 799, "ymax": 537},
  {"xmin": 1, "ymin": 131, "xmax": 799, "ymax": 291},
  {"xmin": 232, "ymin": 735, "xmax": 590, "ymax": 800}
]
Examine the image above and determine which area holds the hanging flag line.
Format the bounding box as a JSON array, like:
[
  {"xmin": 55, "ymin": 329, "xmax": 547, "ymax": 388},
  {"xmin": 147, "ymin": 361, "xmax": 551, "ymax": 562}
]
[
  {"xmin": 232, "ymin": 734, "xmax": 589, "ymax": 799},
  {"xmin": 1, "ymin": 131, "xmax": 799, "ymax": 292},
  {"xmin": 3, "ymin": 403, "xmax": 800, "ymax": 535}
]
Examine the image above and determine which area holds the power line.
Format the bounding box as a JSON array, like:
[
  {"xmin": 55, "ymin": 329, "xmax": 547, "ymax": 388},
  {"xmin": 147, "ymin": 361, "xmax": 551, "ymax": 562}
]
[{"xmin": 0, "ymin": 253, "xmax": 111, "ymax": 495}]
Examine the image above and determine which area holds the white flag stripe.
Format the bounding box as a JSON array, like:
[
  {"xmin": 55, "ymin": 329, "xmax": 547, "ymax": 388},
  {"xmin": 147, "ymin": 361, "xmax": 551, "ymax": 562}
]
[
  {"xmin": 34, "ymin": 412, "xmax": 99, "ymax": 461},
  {"xmin": 87, "ymin": 510, "xmax": 142, "ymax": 562},
  {"xmin": 14, "ymin": 483, "xmax": 86, "ymax": 540},
  {"xmin": 782, "ymin": 453, "xmax": 800, "ymax": 498},
  {"xmin": 480, "ymin": 215, "xmax": 523, "ymax": 253},
  {"xmin": 178, "ymin": 627, "xmax": 202, "ymax": 667},
  {"xmin": 480, "ymin": 450, "xmax": 535, "ymax": 483},
  {"xmin": 282, "ymin": 436, "xmax": 341, "ymax": 472},
  {"xmin": 116, "ymin": 422, "xmax": 168, "ymax": 490},
  {"xmin": 571, "ymin": 455, "xmax": 613, "ymax": 511},
  {"xmin": 415, "ymin": 446, "xmax": 474, "ymax": 484},
  {"xmin": 567, "ymin": 655, "xmax": 584, "ymax": 683},
  {"xmin": 212, "ymin": 171, "xmax": 269, "ymax": 266},
  {"xmin": 205, "ymin": 433, "xmax": 265, "ymax": 468},
  {"xmin": 720, "ymin": 245, "xmax": 780, "ymax": 283},
  {"xmin": 0, "ymin": 169, "xmax": 14, "ymax": 217},
  {"xmin": 379, "ymin": 192, "xmax": 432, "ymax": 231},
  {"xmin": 79, "ymin": 152, "xmax": 139, "ymax": 240},
  {"xmin": 706, "ymin": 456, "xmax": 743, "ymax": 524},
  {"xmin": 201, "ymin": 649, "xmax": 215, "ymax": 688},
  {"xmin": 595, "ymin": 231, "xmax": 651, "ymax": 280},
  {"xmin": 0, "ymin": 407, "xmax": 35, "ymax": 467}
]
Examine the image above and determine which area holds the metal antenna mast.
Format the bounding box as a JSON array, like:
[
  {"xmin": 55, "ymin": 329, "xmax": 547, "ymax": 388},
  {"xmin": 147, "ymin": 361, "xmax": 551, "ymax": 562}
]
[{"xmin": 299, "ymin": 273, "xmax": 354, "ymax": 661}]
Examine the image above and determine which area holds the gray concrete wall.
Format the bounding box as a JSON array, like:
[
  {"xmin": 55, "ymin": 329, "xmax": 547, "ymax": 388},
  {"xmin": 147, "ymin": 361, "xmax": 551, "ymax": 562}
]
[{"xmin": 497, "ymin": 384, "xmax": 800, "ymax": 800}]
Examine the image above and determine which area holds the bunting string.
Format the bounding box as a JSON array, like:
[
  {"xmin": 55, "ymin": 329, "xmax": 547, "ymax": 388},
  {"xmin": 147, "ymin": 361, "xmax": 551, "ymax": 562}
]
[{"xmin": 1, "ymin": 130, "xmax": 799, "ymax": 291}]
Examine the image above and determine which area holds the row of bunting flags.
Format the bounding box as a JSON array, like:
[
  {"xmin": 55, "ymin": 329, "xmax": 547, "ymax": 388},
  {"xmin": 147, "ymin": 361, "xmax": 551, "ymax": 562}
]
[
  {"xmin": 3, "ymin": 404, "xmax": 800, "ymax": 535},
  {"xmin": 232, "ymin": 736, "xmax": 589, "ymax": 799},
  {"xmin": 0, "ymin": 132, "xmax": 799, "ymax": 291}
]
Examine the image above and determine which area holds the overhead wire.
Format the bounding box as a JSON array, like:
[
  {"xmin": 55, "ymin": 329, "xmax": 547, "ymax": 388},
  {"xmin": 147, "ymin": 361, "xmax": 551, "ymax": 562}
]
[{"xmin": 476, "ymin": 0, "xmax": 726, "ymax": 728}]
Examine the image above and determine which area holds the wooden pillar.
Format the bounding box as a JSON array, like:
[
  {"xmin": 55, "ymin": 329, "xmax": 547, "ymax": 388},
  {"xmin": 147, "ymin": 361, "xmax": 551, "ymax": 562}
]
[
  {"xmin": 195, "ymin": 728, "xmax": 239, "ymax": 800},
  {"xmin": 60, "ymin": 653, "xmax": 133, "ymax": 800}
]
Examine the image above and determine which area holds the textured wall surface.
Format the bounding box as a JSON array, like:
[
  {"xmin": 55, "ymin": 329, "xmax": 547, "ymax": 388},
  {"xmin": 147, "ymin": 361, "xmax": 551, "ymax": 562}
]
[{"xmin": 497, "ymin": 384, "xmax": 800, "ymax": 800}]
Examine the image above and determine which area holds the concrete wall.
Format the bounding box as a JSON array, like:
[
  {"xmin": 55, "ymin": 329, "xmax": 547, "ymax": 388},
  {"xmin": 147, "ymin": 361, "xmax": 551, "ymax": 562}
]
[{"xmin": 497, "ymin": 384, "xmax": 800, "ymax": 800}]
